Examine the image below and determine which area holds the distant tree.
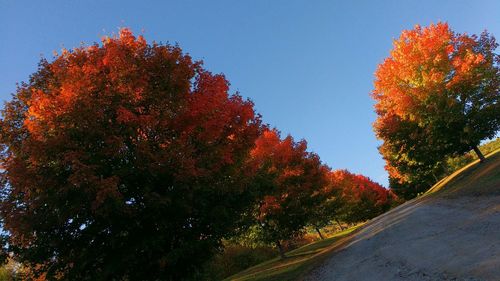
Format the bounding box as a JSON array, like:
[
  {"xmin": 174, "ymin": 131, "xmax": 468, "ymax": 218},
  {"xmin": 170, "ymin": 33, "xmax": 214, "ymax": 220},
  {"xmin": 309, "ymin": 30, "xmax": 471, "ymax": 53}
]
[
  {"xmin": 0, "ymin": 29, "xmax": 262, "ymax": 280},
  {"xmin": 248, "ymin": 130, "xmax": 327, "ymax": 258},
  {"xmin": 307, "ymin": 169, "xmax": 345, "ymax": 238},
  {"xmin": 373, "ymin": 22, "xmax": 500, "ymax": 197},
  {"xmin": 331, "ymin": 170, "xmax": 397, "ymax": 223}
]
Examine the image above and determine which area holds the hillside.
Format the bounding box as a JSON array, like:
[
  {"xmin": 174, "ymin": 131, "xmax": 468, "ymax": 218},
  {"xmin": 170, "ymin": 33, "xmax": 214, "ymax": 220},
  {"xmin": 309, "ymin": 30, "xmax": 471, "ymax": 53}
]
[
  {"xmin": 304, "ymin": 149, "xmax": 500, "ymax": 280},
  {"xmin": 228, "ymin": 148, "xmax": 500, "ymax": 281}
]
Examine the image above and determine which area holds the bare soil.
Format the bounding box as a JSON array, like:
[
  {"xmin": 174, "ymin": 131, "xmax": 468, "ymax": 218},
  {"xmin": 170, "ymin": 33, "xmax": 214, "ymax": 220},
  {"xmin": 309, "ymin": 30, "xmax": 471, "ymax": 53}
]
[{"xmin": 303, "ymin": 195, "xmax": 500, "ymax": 281}]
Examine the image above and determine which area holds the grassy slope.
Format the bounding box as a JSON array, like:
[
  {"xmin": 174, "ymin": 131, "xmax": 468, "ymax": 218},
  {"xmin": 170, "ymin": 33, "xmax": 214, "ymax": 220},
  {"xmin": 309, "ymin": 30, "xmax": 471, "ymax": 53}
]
[
  {"xmin": 224, "ymin": 225, "xmax": 363, "ymax": 281},
  {"xmin": 425, "ymin": 147, "xmax": 500, "ymax": 198},
  {"xmin": 227, "ymin": 146, "xmax": 500, "ymax": 281}
]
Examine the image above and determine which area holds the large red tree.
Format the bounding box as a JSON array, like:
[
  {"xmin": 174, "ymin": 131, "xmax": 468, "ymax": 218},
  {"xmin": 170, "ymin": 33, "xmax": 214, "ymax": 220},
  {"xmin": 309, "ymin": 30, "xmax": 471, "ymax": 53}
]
[{"xmin": 0, "ymin": 29, "xmax": 262, "ymax": 280}]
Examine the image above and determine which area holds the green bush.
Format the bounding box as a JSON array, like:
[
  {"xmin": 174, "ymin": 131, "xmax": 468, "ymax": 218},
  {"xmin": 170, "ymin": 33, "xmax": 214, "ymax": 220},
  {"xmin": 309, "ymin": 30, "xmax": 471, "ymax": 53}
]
[
  {"xmin": 200, "ymin": 244, "xmax": 276, "ymax": 281},
  {"xmin": 0, "ymin": 267, "xmax": 12, "ymax": 281},
  {"xmin": 444, "ymin": 138, "xmax": 500, "ymax": 175},
  {"xmin": 479, "ymin": 137, "xmax": 500, "ymax": 156},
  {"xmin": 0, "ymin": 262, "xmax": 23, "ymax": 281},
  {"xmin": 444, "ymin": 153, "xmax": 475, "ymax": 175}
]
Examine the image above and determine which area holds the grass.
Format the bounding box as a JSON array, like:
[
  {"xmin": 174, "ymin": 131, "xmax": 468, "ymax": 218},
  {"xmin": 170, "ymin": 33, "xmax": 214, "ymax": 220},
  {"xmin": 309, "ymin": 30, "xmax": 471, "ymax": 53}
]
[
  {"xmin": 444, "ymin": 138, "xmax": 500, "ymax": 174},
  {"xmin": 227, "ymin": 144, "xmax": 500, "ymax": 281},
  {"xmin": 224, "ymin": 224, "xmax": 363, "ymax": 281},
  {"xmin": 424, "ymin": 147, "xmax": 500, "ymax": 198}
]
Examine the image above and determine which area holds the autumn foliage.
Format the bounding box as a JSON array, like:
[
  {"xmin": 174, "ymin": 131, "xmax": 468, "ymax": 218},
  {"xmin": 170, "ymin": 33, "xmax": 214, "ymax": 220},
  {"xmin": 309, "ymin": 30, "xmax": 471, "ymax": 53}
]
[
  {"xmin": 0, "ymin": 29, "xmax": 262, "ymax": 280},
  {"xmin": 247, "ymin": 129, "xmax": 328, "ymax": 257},
  {"xmin": 329, "ymin": 170, "xmax": 397, "ymax": 223},
  {"xmin": 241, "ymin": 129, "xmax": 397, "ymax": 258},
  {"xmin": 373, "ymin": 22, "xmax": 500, "ymax": 198},
  {"xmin": 0, "ymin": 28, "xmax": 401, "ymax": 280}
]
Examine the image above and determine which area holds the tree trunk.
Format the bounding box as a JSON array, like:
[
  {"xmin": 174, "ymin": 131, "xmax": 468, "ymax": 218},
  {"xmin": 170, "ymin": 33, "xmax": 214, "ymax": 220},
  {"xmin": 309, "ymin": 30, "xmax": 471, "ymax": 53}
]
[
  {"xmin": 335, "ymin": 218, "xmax": 345, "ymax": 231},
  {"xmin": 276, "ymin": 240, "xmax": 286, "ymax": 259},
  {"xmin": 472, "ymin": 146, "xmax": 485, "ymax": 163},
  {"xmin": 315, "ymin": 227, "xmax": 324, "ymax": 240}
]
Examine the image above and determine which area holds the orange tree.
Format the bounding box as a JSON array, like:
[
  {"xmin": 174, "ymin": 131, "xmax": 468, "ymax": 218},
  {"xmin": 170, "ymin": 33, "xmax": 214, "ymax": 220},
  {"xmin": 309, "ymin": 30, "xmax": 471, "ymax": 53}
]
[
  {"xmin": 306, "ymin": 168, "xmax": 345, "ymax": 239},
  {"xmin": 0, "ymin": 29, "xmax": 262, "ymax": 280},
  {"xmin": 373, "ymin": 23, "xmax": 500, "ymax": 198},
  {"xmin": 247, "ymin": 129, "xmax": 328, "ymax": 258}
]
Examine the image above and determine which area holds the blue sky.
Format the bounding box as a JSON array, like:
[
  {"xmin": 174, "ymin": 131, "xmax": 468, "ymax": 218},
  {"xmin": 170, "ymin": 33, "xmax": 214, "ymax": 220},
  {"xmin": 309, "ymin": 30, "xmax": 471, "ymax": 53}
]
[{"xmin": 1, "ymin": 0, "xmax": 499, "ymax": 186}]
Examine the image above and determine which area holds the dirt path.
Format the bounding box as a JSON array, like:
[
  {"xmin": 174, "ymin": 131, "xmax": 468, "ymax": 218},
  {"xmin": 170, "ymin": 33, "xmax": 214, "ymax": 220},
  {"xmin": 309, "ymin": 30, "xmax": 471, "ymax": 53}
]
[{"xmin": 303, "ymin": 195, "xmax": 500, "ymax": 281}]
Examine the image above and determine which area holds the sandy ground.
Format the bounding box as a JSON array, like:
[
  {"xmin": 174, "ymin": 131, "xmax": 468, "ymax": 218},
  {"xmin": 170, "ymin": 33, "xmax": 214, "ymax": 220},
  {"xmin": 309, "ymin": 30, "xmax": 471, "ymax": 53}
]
[{"xmin": 304, "ymin": 195, "xmax": 500, "ymax": 281}]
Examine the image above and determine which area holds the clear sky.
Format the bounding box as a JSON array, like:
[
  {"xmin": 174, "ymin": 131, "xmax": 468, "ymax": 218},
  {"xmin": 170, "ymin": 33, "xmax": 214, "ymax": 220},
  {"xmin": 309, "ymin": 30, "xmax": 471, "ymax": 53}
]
[{"xmin": 1, "ymin": 0, "xmax": 499, "ymax": 186}]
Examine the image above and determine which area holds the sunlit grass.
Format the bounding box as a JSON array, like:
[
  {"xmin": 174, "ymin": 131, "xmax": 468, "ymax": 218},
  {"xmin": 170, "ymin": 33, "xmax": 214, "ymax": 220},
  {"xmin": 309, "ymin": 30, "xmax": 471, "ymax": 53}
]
[
  {"xmin": 424, "ymin": 148, "xmax": 500, "ymax": 197},
  {"xmin": 224, "ymin": 224, "xmax": 363, "ymax": 281}
]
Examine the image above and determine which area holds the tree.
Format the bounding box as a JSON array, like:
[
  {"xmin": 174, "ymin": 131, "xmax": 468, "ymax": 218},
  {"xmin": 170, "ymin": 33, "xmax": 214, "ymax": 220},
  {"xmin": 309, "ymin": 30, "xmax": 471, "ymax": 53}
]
[
  {"xmin": 307, "ymin": 169, "xmax": 345, "ymax": 238},
  {"xmin": 376, "ymin": 116, "xmax": 448, "ymax": 199},
  {"xmin": 248, "ymin": 129, "xmax": 327, "ymax": 258},
  {"xmin": 373, "ymin": 23, "xmax": 500, "ymax": 197},
  {"xmin": 0, "ymin": 29, "xmax": 262, "ymax": 280},
  {"xmin": 330, "ymin": 170, "xmax": 398, "ymax": 224}
]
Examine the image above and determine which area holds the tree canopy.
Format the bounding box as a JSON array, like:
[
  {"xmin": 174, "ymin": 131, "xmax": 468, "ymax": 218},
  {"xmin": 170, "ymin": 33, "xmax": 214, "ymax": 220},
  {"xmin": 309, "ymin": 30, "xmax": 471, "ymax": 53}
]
[
  {"xmin": 0, "ymin": 29, "xmax": 262, "ymax": 280},
  {"xmin": 247, "ymin": 129, "xmax": 328, "ymax": 257},
  {"xmin": 0, "ymin": 26, "xmax": 412, "ymax": 280},
  {"xmin": 373, "ymin": 22, "xmax": 500, "ymax": 198},
  {"xmin": 330, "ymin": 170, "xmax": 397, "ymax": 223}
]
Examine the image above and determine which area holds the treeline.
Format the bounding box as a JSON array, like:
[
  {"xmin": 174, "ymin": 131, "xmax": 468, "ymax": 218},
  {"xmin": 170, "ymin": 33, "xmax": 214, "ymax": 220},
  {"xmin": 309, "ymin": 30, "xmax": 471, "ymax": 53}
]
[
  {"xmin": 243, "ymin": 129, "xmax": 397, "ymax": 259},
  {"xmin": 199, "ymin": 166, "xmax": 397, "ymax": 280},
  {"xmin": 0, "ymin": 29, "xmax": 397, "ymax": 280},
  {"xmin": 196, "ymin": 130, "xmax": 398, "ymax": 280}
]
